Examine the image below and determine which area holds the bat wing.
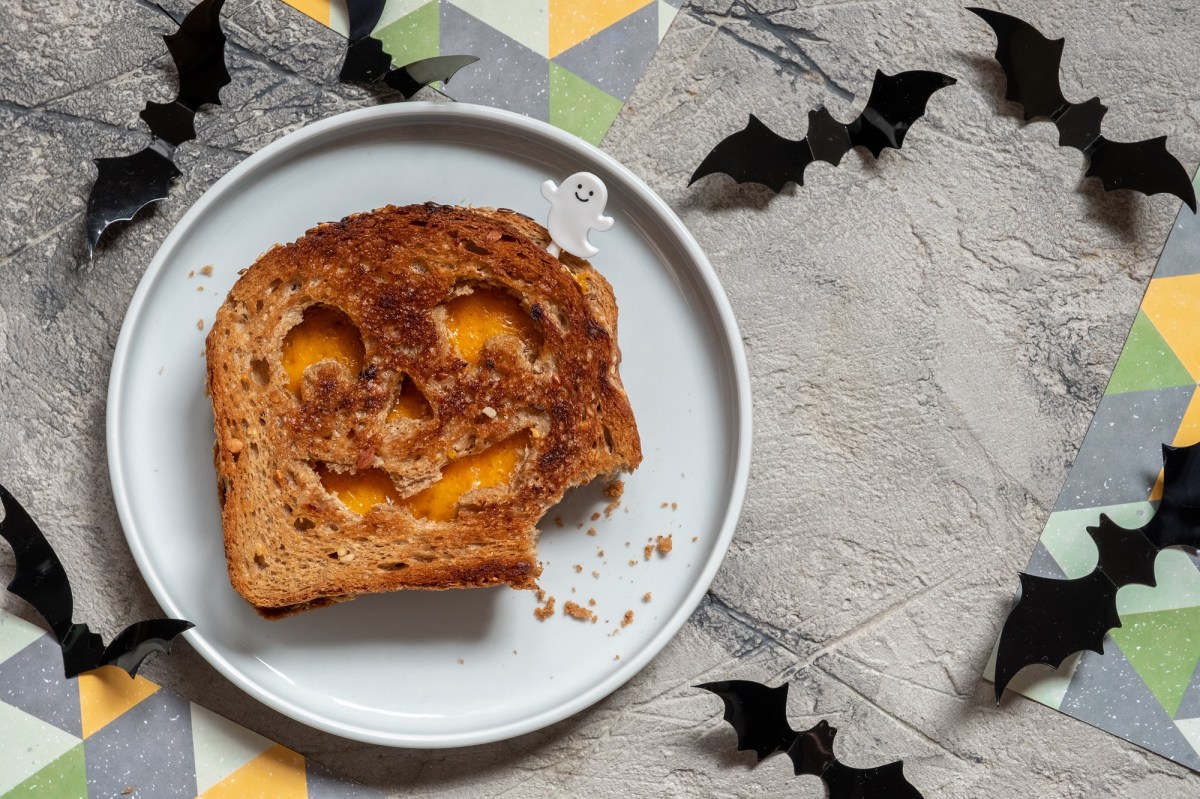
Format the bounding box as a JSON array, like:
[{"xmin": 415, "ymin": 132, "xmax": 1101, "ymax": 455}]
[
  {"xmin": 1086, "ymin": 136, "xmax": 1198, "ymax": 213},
  {"xmin": 0, "ymin": 484, "xmax": 79, "ymax": 642},
  {"xmin": 822, "ymin": 759, "xmax": 924, "ymax": 799},
  {"xmin": 0, "ymin": 485, "xmax": 106, "ymax": 675},
  {"xmin": 98, "ymin": 619, "xmax": 195, "ymax": 679},
  {"xmin": 993, "ymin": 570, "xmax": 1121, "ymax": 701},
  {"xmin": 382, "ymin": 55, "xmax": 480, "ymax": 99},
  {"xmin": 846, "ymin": 70, "xmax": 957, "ymax": 157},
  {"xmin": 696, "ymin": 680, "xmax": 797, "ymax": 761},
  {"xmin": 786, "ymin": 719, "xmax": 837, "ymax": 776},
  {"xmin": 689, "ymin": 115, "xmax": 813, "ymax": 192},
  {"xmin": 347, "ymin": 0, "xmax": 387, "ymax": 43},
  {"xmin": 1142, "ymin": 442, "xmax": 1200, "ymax": 548},
  {"xmin": 162, "ymin": 0, "xmax": 230, "ymax": 112},
  {"xmin": 967, "ymin": 7, "xmax": 1068, "ymax": 120},
  {"xmin": 86, "ymin": 147, "xmax": 181, "ymax": 255}
]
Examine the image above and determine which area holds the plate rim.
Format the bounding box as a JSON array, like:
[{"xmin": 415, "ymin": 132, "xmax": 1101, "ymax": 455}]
[{"xmin": 106, "ymin": 101, "xmax": 752, "ymax": 747}]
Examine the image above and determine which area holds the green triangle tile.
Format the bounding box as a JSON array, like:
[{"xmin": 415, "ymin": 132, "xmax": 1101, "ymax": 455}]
[
  {"xmin": 549, "ymin": 63, "xmax": 623, "ymax": 146},
  {"xmin": 376, "ymin": 0, "xmax": 435, "ymax": 32},
  {"xmin": 657, "ymin": 0, "xmax": 678, "ymax": 41},
  {"xmin": 447, "ymin": 0, "xmax": 549, "ymax": 57},
  {"xmin": 0, "ymin": 704, "xmax": 81, "ymax": 795},
  {"xmin": 3, "ymin": 743, "xmax": 86, "ymax": 799},
  {"xmin": 0, "ymin": 612, "xmax": 46, "ymax": 665},
  {"xmin": 189, "ymin": 702, "xmax": 273, "ymax": 795},
  {"xmin": 1118, "ymin": 549, "xmax": 1200, "ymax": 616},
  {"xmin": 1105, "ymin": 310, "xmax": 1195, "ymax": 395},
  {"xmin": 1110, "ymin": 606, "xmax": 1200, "ymax": 717},
  {"xmin": 374, "ymin": 0, "xmax": 440, "ymax": 68}
]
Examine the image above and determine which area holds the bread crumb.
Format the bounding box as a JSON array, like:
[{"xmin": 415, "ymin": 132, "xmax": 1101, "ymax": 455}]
[
  {"xmin": 672, "ymin": 502, "xmax": 678, "ymax": 510},
  {"xmin": 621, "ymin": 610, "xmax": 634, "ymax": 627},
  {"xmin": 513, "ymin": 650, "xmax": 518, "ymax": 655},
  {"xmin": 643, "ymin": 544, "xmax": 653, "ymax": 560},
  {"xmin": 588, "ymin": 598, "xmax": 596, "ymax": 606},
  {"xmin": 660, "ymin": 502, "xmax": 668, "ymax": 508},
  {"xmin": 604, "ymin": 481, "xmax": 624, "ymax": 517},
  {"xmin": 570, "ymin": 586, "xmax": 576, "ymax": 593},
  {"xmin": 624, "ymin": 541, "xmax": 630, "ymax": 547},
  {"xmin": 657, "ymin": 534, "xmax": 673, "ymax": 555},
  {"xmin": 597, "ymin": 549, "xmax": 604, "ymax": 557},
  {"xmin": 591, "ymin": 512, "xmax": 601, "ymax": 521},
  {"xmin": 692, "ymin": 536, "xmax": 699, "ymax": 542},
  {"xmin": 188, "ymin": 269, "xmax": 195, "ymax": 278},
  {"xmin": 457, "ymin": 658, "xmax": 464, "ymax": 665},
  {"xmin": 536, "ymin": 589, "xmax": 546, "ymax": 602},
  {"xmin": 574, "ymin": 564, "xmax": 583, "ymax": 573},
  {"xmin": 614, "ymin": 654, "xmax": 620, "ymax": 661},
  {"xmin": 563, "ymin": 601, "xmax": 595, "ymax": 622},
  {"xmin": 196, "ymin": 318, "xmax": 205, "ymax": 330},
  {"xmin": 196, "ymin": 285, "xmax": 204, "ymax": 292},
  {"xmin": 554, "ymin": 516, "xmax": 564, "ymax": 528},
  {"xmin": 200, "ymin": 265, "xmax": 213, "ymax": 276},
  {"xmin": 628, "ymin": 559, "xmax": 637, "ymax": 567},
  {"xmin": 643, "ymin": 592, "xmax": 652, "ymax": 602},
  {"xmin": 227, "ymin": 438, "xmax": 244, "ymax": 454},
  {"xmin": 591, "ymin": 570, "xmax": 600, "ymax": 578},
  {"xmin": 587, "ymin": 527, "xmax": 597, "ymax": 536},
  {"xmin": 534, "ymin": 596, "xmax": 556, "ymax": 620}
]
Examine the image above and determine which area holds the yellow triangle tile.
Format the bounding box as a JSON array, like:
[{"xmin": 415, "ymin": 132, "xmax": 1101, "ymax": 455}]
[
  {"xmin": 1149, "ymin": 386, "xmax": 1200, "ymax": 500},
  {"xmin": 549, "ymin": 0, "xmax": 652, "ymax": 57},
  {"xmin": 1140, "ymin": 274, "xmax": 1200, "ymax": 382},
  {"xmin": 78, "ymin": 666, "xmax": 160, "ymax": 739},
  {"xmin": 282, "ymin": 0, "xmax": 331, "ymax": 27},
  {"xmin": 200, "ymin": 743, "xmax": 308, "ymax": 799}
]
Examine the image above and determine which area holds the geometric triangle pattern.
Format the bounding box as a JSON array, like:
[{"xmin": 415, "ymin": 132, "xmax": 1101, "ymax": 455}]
[
  {"xmin": 1109, "ymin": 607, "xmax": 1200, "ymax": 717},
  {"xmin": 1006, "ymin": 188, "xmax": 1200, "ymax": 773},
  {"xmin": 0, "ymin": 611, "xmax": 383, "ymax": 798},
  {"xmin": 278, "ymin": 0, "xmax": 678, "ymax": 144},
  {"xmin": 1104, "ymin": 310, "xmax": 1194, "ymax": 395},
  {"xmin": 1060, "ymin": 642, "xmax": 1200, "ymax": 771}
]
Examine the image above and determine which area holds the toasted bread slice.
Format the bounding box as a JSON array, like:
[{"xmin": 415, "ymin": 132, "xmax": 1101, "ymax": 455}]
[{"xmin": 205, "ymin": 203, "xmax": 642, "ymax": 618}]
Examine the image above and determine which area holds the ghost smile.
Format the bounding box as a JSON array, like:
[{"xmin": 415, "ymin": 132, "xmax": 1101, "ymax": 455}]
[{"xmin": 575, "ymin": 192, "xmax": 589, "ymax": 202}]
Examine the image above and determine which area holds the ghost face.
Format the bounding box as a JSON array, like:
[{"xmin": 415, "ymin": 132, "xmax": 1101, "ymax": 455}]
[{"xmin": 564, "ymin": 172, "xmax": 607, "ymax": 208}]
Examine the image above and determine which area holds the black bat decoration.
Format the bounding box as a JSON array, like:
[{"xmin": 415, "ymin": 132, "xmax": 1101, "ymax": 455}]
[
  {"xmin": 0, "ymin": 484, "xmax": 193, "ymax": 679},
  {"xmin": 339, "ymin": 0, "xmax": 477, "ymax": 98},
  {"xmin": 697, "ymin": 680, "xmax": 924, "ymax": 799},
  {"xmin": 689, "ymin": 69, "xmax": 956, "ymax": 192},
  {"xmin": 994, "ymin": 442, "xmax": 1200, "ymax": 701},
  {"xmin": 969, "ymin": 8, "xmax": 1197, "ymax": 211},
  {"xmin": 85, "ymin": 0, "xmax": 231, "ymax": 255}
]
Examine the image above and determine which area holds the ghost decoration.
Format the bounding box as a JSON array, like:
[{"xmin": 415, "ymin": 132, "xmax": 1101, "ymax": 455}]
[{"xmin": 541, "ymin": 172, "xmax": 614, "ymax": 259}]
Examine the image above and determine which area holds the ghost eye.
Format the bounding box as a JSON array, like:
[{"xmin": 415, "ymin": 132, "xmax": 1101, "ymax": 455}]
[
  {"xmin": 588, "ymin": 191, "xmax": 594, "ymax": 196},
  {"xmin": 577, "ymin": 184, "xmax": 583, "ymax": 189}
]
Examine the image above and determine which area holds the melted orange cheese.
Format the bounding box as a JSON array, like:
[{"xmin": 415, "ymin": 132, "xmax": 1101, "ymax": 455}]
[
  {"xmin": 444, "ymin": 288, "xmax": 538, "ymax": 365},
  {"xmin": 402, "ymin": 432, "xmax": 530, "ymax": 522},
  {"xmin": 316, "ymin": 465, "xmax": 399, "ymax": 515},
  {"xmin": 281, "ymin": 306, "xmax": 364, "ymax": 393},
  {"xmin": 387, "ymin": 378, "xmax": 431, "ymax": 421}
]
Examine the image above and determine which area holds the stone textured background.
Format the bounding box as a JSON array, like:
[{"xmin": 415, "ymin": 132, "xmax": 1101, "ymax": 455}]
[{"xmin": 3, "ymin": 0, "xmax": 1200, "ymax": 795}]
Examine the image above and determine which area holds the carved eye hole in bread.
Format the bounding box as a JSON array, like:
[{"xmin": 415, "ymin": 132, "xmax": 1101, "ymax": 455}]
[
  {"xmin": 281, "ymin": 305, "xmax": 364, "ymax": 394},
  {"xmin": 387, "ymin": 376, "xmax": 432, "ymax": 422},
  {"xmin": 401, "ymin": 430, "xmax": 532, "ymax": 522},
  {"xmin": 442, "ymin": 287, "xmax": 542, "ymax": 365},
  {"xmin": 315, "ymin": 464, "xmax": 399, "ymax": 515}
]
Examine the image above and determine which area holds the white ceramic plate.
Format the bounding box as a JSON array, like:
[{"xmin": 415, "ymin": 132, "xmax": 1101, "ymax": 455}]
[{"xmin": 107, "ymin": 103, "xmax": 751, "ymax": 747}]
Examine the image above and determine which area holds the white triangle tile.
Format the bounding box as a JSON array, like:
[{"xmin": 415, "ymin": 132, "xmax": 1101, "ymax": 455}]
[{"xmin": 190, "ymin": 702, "xmax": 274, "ymax": 795}]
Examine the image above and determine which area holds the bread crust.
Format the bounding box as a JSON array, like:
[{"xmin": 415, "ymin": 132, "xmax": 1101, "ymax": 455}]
[{"xmin": 206, "ymin": 203, "xmax": 641, "ymax": 617}]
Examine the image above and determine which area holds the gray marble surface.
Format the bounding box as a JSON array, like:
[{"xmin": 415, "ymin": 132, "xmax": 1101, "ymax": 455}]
[{"xmin": 3, "ymin": 0, "xmax": 1200, "ymax": 795}]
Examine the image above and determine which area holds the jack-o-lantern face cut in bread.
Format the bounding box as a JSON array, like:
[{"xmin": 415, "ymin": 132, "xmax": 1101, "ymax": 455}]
[{"xmin": 206, "ymin": 203, "xmax": 642, "ymax": 618}]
